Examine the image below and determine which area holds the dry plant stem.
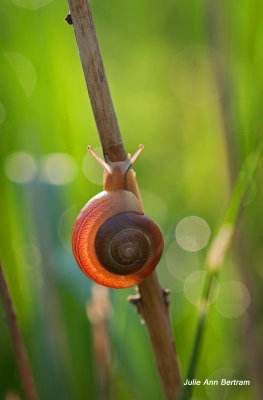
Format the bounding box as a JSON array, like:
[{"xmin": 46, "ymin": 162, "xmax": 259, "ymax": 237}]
[
  {"xmin": 139, "ymin": 273, "xmax": 182, "ymax": 400},
  {"xmin": 66, "ymin": 1, "xmax": 182, "ymax": 398},
  {"xmin": 0, "ymin": 262, "xmax": 38, "ymax": 400},
  {"xmin": 86, "ymin": 286, "xmax": 111, "ymax": 400},
  {"xmin": 67, "ymin": 0, "xmax": 126, "ymax": 162}
]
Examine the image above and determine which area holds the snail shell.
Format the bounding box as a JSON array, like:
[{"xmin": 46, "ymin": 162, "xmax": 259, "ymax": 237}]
[{"xmin": 72, "ymin": 190, "xmax": 164, "ymax": 288}]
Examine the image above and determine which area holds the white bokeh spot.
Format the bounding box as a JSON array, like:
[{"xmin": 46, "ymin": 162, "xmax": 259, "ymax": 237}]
[
  {"xmin": 176, "ymin": 216, "xmax": 211, "ymax": 252},
  {"xmin": 5, "ymin": 52, "xmax": 37, "ymax": 97},
  {"xmin": 41, "ymin": 153, "xmax": 78, "ymax": 185},
  {"xmin": 4, "ymin": 152, "xmax": 37, "ymax": 183},
  {"xmin": 215, "ymin": 281, "xmax": 251, "ymax": 318},
  {"xmin": 166, "ymin": 240, "xmax": 198, "ymax": 281},
  {"xmin": 82, "ymin": 146, "xmax": 103, "ymax": 185},
  {"xmin": 184, "ymin": 271, "xmax": 219, "ymax": 306}
]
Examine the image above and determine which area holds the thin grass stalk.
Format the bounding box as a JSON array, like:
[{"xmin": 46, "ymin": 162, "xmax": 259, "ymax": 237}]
[
  {"xmin": 180, "ymin": 138, "xmax": 263, "ymax": 400},
  {"xmin": 205, "ymin": 2, "xmax": 263, "ymax": 394}
]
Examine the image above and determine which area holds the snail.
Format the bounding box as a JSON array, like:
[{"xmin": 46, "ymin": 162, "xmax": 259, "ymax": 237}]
[{"xmin": 72, "ymin": 145, "xmax": 164, "ymax": 288}]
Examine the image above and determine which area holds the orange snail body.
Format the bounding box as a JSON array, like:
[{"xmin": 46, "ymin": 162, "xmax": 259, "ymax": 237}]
[{"xmin": 72, "ymin": 146, "xmax": 164, "ymax": 289}]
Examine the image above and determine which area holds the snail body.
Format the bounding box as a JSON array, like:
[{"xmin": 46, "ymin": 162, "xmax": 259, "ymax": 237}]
[{"xmin": 72, "ymin": 146, "xmax": 164, "ymax": 288}]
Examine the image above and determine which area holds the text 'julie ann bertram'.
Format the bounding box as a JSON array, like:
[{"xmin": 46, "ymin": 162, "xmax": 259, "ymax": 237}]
[{"xmin": 183, "ymin": 378, "xmax": 250, "ymax": 386}]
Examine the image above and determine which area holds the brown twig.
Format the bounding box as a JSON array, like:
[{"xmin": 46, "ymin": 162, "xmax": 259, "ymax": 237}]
[
  {"xmin": 66, "ymin": 2, "xmax": 126, "ymax": 163},
  {"xmin": 66, "ymin": 1, "xmax": 182, "ymax": 398},
  {"xmin": 137, "ymin": 274, "xmax": 181, "ymax": 400},
  {"xmin": 0, "ymin": 261, "xmax": 38, "ymax": 400},
  {"xmin": 86, "ymin": 285, "xmax": 112, "ymax": 400}
]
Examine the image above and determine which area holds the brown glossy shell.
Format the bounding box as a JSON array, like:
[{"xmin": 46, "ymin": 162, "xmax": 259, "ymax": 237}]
[{"xmin": 72, "ymin": 190, "xmax": 164, "ymax": 288}]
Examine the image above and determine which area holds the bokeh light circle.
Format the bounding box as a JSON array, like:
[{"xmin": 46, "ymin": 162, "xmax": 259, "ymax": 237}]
[
  {"xmin": 184, "ymin": 271, "xmax": 219, "ymax": 306},
  {"xmin": 82, "ymin": 146, "xmax": 103, "ymax": 185},
  {"xmin": 5, "ymin": 52, "xmax": 37, "ymax": 97},
  {"xmin": 215, "ymin": 281, "xmax": 251, "ymax": 318},
  {"xmin": 175, "ymin": 216, "xmax": 210, "ymax": 252},
  {"xmin": 41, "ymin": 153, "xmax": 77, "ymax": 185},
  {"xmin": 4, "ymin": 152, "xmax": 37, "ymax": 183},
  {"xmin": 166, "ymin": 240, "xmax": 198, "ymax": 280}
]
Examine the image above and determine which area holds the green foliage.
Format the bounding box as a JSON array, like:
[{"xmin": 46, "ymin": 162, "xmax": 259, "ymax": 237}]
[{"xmin": 1, "ymin": 0, "xmax": 263, "ymax": 399}]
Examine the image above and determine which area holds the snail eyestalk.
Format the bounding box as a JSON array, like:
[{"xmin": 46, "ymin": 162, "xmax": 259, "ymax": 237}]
[
  {"xmin": 88, "ymin": 145, "xmax": 144, "ymax": 174},
  {"xmin": 87, "ymin": 146, "xmax": 111, "ymax": 174},
  {"xmin": 130, "ymin": 144, "xmax": 144, "ymax": 165}
]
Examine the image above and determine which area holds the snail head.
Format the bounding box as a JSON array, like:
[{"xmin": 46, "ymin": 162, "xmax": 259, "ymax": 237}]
[{"xmin": 87, "ymin": 145, "xmax": 144, "ymax": 191}]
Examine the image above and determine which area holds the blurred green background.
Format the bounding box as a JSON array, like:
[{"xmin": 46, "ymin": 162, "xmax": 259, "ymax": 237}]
[{"xmin": 1, "ymin": 0, "xmax": 263, "ymax": 399}]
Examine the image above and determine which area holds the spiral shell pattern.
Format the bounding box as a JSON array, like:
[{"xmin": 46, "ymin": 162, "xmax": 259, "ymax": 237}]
[{"xmin": 72, "ymin": 190, "xmax": 164, "ymax": 288}]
